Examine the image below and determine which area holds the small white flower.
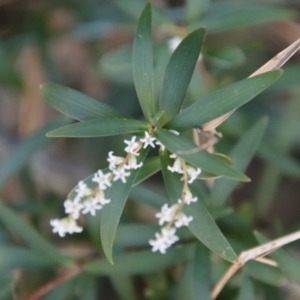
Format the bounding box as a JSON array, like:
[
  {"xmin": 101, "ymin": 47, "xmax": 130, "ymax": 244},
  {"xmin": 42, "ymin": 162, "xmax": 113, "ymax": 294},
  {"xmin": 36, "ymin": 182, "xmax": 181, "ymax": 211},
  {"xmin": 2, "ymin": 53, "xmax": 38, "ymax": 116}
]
[
  {"xmin": 75, "ymin": 181, "xmax": 92, "ymax": 202},
  {"xmin": 161, "ymin": 227, "xmax": 179, "ymax": 246},
  {"xmin": 65, "ymin": 218, "xmax": 83, "ymax": 234},
  {"xmin": 125, "ymin": 155, "xmax": 143, "ymax": 170},
  {"xmin": 50, "ymin": 218, "xmax": 83, "ymax": 237},
  {"xmin": 64, "ymin": 199, "xmax": 83, "ymax": 219},
  {"xmin": 155, "ymin": 140, "xmax": 165, "ymax": 151},
  {"xmin": 167, "ymin": 36, "xmax": 182, "ymax": 52},
  {"xmin": 169, "ymin": 153, "xmax": 177, "ymax": 159},
  {"xmin": 168, "ymin": 157, "xmax": 184, "ymax": 174},
  {"xmin": 107, "ymin": 151, "xmax": 125, "ymax": 170},
  {"xmin": 155, "ymin": 204, "xmax": 178, "ymax": 226},
  {"xmin": 50, "ymin": 219, "xmax": 66, "ymax": 237},
  {"xmin": 140, "ymin": 132, "xmax": 156, "ymax": 149},
  {"xmin": 186, "ymin": 166, "xmax": 201, "ymax": 184},
  {"xmin": 82, "ymin": 198, "xmax": 102, "ymax": 216},
  {"xmin": 183, "ymin": 188, "xmax": 198, "ymax": 205},
  {"xmin": 175, "ymin": 213, "xmax": 193, "ymax": 228},
  {"xmin": 149, "ymin": 232, "xmax": 168, "ymax": 254},
  {"xmin": 95, "ymin": 190, "xmax": 111, "ymax": 206},
  {"xmin": 92, "ymin": 170, "xmax": 112, "ymax": 190},
  {"xmin": 113, "ymin": 168, "xmax": 131, "ymax": 183},
  {"xmin": 124, "ymin": 136, "xmax": 140, "ymax": 155}
]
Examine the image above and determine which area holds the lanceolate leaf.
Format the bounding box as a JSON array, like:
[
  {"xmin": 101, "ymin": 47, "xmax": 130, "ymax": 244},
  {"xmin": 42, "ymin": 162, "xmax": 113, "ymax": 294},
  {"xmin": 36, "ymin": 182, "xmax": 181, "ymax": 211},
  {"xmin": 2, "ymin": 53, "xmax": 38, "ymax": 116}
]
[
  {"xmin": 0, "ymin": 118, "xmax": 68, "ymax": 189},
  {"xmin": 47, "ymin": 118, "xmax": 149, "ymax": 138},
  {"xmin": 101, "ymin": 149, "xmax": 149, "ymax": 264},
  {"xmin": 155, "ymin": 128, "xmax": 249, "ymax": 182},
  {"xmin": 132, "ymin": 3, "xmax": 157, "ymax": 122},
  {"xmin": 159, "ymin": 28, "xmax": 206, "ymax": 125},
  {"xmin": 41, "ymin": 83, "xmax": 128, "ymax": 121},
  {"xmin": 166, "ymin": 70, "xmax": 282, "ymax": 132},
  {"xmin": 211, "ymin": 117, "xmax": 268, "ymax": 207},
  {"xmin": 84, "ymin": 243, "xmax": 195, "ymax": 275},
  {"xmin": 0, "ymin": 199, "xmax": 71, "ymax": 266},
  {"xmin": 160, "ymin": 150, "xmax": 237, "ymax": 262}
]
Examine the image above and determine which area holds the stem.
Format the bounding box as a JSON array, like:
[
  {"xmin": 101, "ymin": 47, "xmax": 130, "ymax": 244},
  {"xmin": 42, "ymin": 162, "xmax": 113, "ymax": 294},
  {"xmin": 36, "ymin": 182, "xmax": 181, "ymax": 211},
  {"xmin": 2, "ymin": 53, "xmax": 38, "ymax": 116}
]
[{"xmin": 26, "ymin": 265, "xmax": 82, "ymax": 300}]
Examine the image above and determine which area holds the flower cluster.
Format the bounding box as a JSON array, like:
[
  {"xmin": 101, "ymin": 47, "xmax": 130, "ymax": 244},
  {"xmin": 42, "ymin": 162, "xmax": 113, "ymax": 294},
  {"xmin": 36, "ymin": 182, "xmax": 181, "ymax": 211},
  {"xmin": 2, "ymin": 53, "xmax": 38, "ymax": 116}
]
[
  {"xmin": 50, "ymin": 131, "xmax": 156, "ymax": 237},
  {"xmin": 50, "ymin": 130, "xmax": 201, "ymax": 255},
  {"xmin": 149, "ymin": 154, "xmax": 201, "ymax": 254}
]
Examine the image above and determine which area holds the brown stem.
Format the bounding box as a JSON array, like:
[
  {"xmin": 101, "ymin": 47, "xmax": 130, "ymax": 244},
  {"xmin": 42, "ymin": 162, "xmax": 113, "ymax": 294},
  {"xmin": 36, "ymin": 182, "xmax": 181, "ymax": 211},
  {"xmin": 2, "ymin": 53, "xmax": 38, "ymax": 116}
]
[{"xmin": 26, "ymin": 265, "xmax": 82, "ymax": 300}]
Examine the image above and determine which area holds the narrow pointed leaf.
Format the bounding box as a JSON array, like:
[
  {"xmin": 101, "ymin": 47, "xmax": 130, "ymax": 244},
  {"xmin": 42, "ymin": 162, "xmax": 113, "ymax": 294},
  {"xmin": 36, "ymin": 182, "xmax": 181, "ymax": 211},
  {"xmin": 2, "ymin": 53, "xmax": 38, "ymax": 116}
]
[
  {"xmin": 0, "ymin": 118, "xmax": 68, "ymax": 188},
  {"xmin": 47, "ymin": 118, "xmax": 149, "ymax": 138},
  {"xmin": 255, "ymin": 232, "xmax": 300, "ymax": 285},
  {"xmin": 155, "ymin": 128, "xmax": 249, "ymax": 182},
  {"xmin": 133, "ymin": 3, "xmax": 156, "ymax": 121},
  {"xmin": 166, "ymin": 70, "xmax": 282, "ymax": 132},
  {"xmin": 211, "ymin": 117, "xmax": 268, "ymax": 206},
  {"xmin": 0, "ymin": 198, "xmax": 71, "ymax": 266},
  {"xmin": 160, "ymin": 151, "xmax": 238, "ymax": 262},
  {"xmin": 41, "ymin": 83, "xmax": 127, "ymax": 121},
  {"xmin": 84, "ymin": 244, "xmax": 195, "ymax": 275},
  {"xmin": 159, "ymin": 28, "xmax": 206, "ymax": 125},
  {"xmin": 101, "ymin": 149, "xmax": 149, "ymax": 264}
]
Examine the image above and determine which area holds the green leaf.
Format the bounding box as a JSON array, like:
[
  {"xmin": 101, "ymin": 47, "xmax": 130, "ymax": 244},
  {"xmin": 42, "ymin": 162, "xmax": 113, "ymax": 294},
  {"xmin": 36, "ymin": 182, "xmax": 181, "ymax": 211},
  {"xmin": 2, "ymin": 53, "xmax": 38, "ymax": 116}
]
[
  {"xmin": 160, "ymin": 150, "xmax": 238, "ymax": 262},
  {"xmin": 185, "ymin": 0, "xmax": 209, "ymax": 22},
  {"xmin": 134, "ymin": 156, "xmax": 161, "ymax": 185},
  {"xmin": 0, "ymin": 246, "xmax": 51, "ymax": 271},
  {"xmin": 132, "ymin": 3, "xmax": 157, "ymax": 121},
  {"xmin": 155, "ymin": 128, "xmax": 249, "ymax": 182},
  {"xmin": 0, "ymin": 118, "xmax": 68, "ymax": 189},
  {"xmin": 0, "ymin": 198, "xmax": 72, "ymax": 266},
  {"xmin": 245, "ymin": 261, "xmax": 284, "ymax": 286},
  {"xmin": 255, "ymin": 231, "xmax": 300, "ymax": 285},
  {"xmin": 41, "ymin": 83, "xmax": 127, "ymax": 121},
  {"xmin": 0, "ymin": 274, "xmax": 14, "ymax": 300},
  {"xmin": 111, "ymin": 0, "xmax": 171, "ymax": 24},
  {"xmin": 159, "ymin": 28, "xmax": 206, "ymax": 125},
  {"xmin": 84, "ymin": 244, "xmax": 195, "ymax": 275},
  {"xmin": 190, "ymin": 4, "xmax": 295, "ymax": 32},
  {"xmin": 47, "ymin": 118, "xmax": 149, "ymax": 138},
  {"xmin": 236, "ymin": 274, "xmax": 256, "ymax": 300},
  {"xmin": 211, "ymin": 117, "xmax": 268, "ymax": 206},
  {"xmin": 100, "ymin": 149, "xmax": 149, "ymax": 264},
  {"xmin": 166, "ymin": 70, "xmax": 282, "ymax": 132}
]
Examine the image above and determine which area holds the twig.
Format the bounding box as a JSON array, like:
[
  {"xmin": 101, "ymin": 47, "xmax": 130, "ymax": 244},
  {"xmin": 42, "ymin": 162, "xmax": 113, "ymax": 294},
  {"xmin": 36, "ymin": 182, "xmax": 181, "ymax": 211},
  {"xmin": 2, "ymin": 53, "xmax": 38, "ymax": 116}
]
[{"xmin": 26, "ymin": 265, "xmax": 82, "ymax": 300}]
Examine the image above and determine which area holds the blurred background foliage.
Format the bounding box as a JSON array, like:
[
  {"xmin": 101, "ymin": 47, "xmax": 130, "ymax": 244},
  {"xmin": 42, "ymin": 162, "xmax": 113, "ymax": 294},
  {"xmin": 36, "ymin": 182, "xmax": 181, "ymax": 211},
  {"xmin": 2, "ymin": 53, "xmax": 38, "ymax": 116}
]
[{"xmin": 1, "ymin": 0, "xmax": 300, "ymax": 299}]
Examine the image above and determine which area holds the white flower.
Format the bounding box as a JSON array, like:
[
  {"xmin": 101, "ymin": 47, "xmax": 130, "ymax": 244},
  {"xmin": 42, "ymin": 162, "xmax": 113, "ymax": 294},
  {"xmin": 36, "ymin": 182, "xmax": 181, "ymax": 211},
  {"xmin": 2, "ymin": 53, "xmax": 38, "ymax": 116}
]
[
  {"xmin": 82, "ymin": 198, "xmax": 102, "ymax": 216},
  {"xmin": 186, "ymin": 166, "xmax": 201, "ymax": 183},
  {"xmin": 149, "ymin": 232, "xmax": 168, "ymax": 254},
  {"xmin": 95, "ymin": 190, "xmax": 111, "ymax": 206},
  {"xmin": 50, "ymin": 219, "xmax": 66, "ymax": 237},
  {"xmin": 155, "ymin": 204, "xmax": 178, "ymax": 226},
  {"xmin": 63, "ymin": 199, "xmax": 83, "ymax": 219},
  {"xmin": 75, "ymin": 181, "xmax": 92, "ymax": 202},
  {"xmin": 161, "ymin": 227, "xmax": 179, "ymax": 246},
  {"xmin": 183, "ymin": 188, "xmax": 198, "ymax": 205},
  {"xmin": 155, "ymin": 140, "xmax": 165, "ymax": 151},
  {"xmin": 140, "ymin": 131, "xmax": 156, "ymax": 149},
  {"xmin": 175, "ymin": 213, "xmax": 193, "ymax": 228},
  {"xmin": 50, "ymin": 218, "xmax": 83, "ymax": 237},
  {"xmin": 107, "ymin": 151, "xmax": 125, "ymax": 170},
  {"xmin": 125, "ymin": 155, "xmax": 143, "ymax": 170},
  {"xmin": 167, "ymin": 36, "xmax": 182, "ymax": 52},
  {"xmin": 113, "ymin": 168, "xmax": 131, "ymax": 183},
  {"xmin": 169, "ymin": 153, "xmax": 177, "ymax": 159},
  {"xmin": 124, "ymin": 136, "xmax": 140, "ymax": 155},
  {"xmin": 168, "ymin": 157, "xmax": 184, "ymax": 173},
  {"xmin": 92, "ymin": 170, "xmax": 112, "ymax": 190}
]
